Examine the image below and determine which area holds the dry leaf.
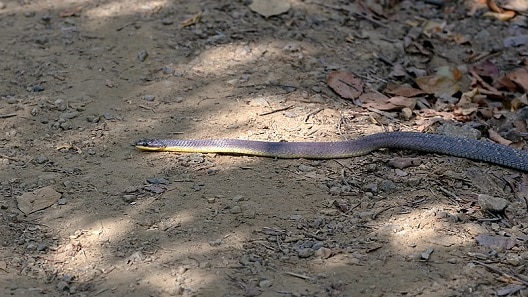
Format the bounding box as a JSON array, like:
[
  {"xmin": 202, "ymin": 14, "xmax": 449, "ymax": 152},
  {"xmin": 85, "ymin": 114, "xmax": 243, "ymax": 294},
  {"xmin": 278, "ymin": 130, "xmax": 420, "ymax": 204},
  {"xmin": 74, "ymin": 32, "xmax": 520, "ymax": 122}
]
[
  {"xmin": 500, "ymin": 0, "xmax": 528, "ymax": 12},
  {"xmin": 386, "ymin": 84, "xmax": 426, "ymax": 97},
  {"xmin": 488, "ymin": 129, "xmax": 512, "ymax": 145},
  {"xmin": 415, "ymin": 66, "xmax": 461, "ymax": 96},
  {"xmin": 359, "ymin": 93, "xmax": 414, "ymax": 111},
  {"xmin": 327, "ymin": 71, "xmax": 364, "ymax": 100},
  {"xmin": 506, "ymin": 67, "xmax": 528, "ymax": 92},
  {"xmin": 17, "ymin": 186, "xmax": 62, "ymax": 215},
  {"xmin": 249, "ymin": 0, "xmax": 290, "ymax": 18},
  {"xmin": 475, "ymin": 234, "xmax": 515, "ymax": 250}
]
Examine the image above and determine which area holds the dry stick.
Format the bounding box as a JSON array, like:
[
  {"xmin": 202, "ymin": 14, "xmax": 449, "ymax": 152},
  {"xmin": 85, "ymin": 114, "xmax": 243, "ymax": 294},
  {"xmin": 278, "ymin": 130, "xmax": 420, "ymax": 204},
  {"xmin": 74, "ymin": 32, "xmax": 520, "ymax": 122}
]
[
  {"xmin": 351, "ymin": 12, "xmax": 389, "ymax": 28},
  {"xmin": 437, "ymin": 186, "xmax": 461, "ymax": 204},
  {"xmin": 259, "ymin": 104, "xmax": 295, "ymax": 116},
  {"xmin": 473, "ymin": 260, "xmax": 528, "ymax": 286},
  {"xmin": 284, "ymin": 271, "xmax": 313, "ymax": 281},
  {"xmin": 304, "ymin": 108, "xmax": 323, "ymax": 123},
  {"xmin": 0, "ymin": 113, "xmax": 16, "ymax": 119}
]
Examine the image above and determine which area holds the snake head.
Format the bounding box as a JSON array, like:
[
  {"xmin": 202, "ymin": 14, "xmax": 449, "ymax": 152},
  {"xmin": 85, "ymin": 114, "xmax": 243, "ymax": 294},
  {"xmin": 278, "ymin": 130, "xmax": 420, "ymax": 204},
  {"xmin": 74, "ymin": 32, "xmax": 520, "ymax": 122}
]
[{"xmin": 134, "ymin": 139, "xmax": 167, "ymax": 151}]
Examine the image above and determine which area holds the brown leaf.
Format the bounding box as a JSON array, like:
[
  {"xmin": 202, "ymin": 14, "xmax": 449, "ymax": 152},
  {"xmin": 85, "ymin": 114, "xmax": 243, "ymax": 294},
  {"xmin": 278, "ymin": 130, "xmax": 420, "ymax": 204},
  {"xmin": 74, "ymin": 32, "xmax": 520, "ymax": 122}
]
[
  {"xmin": 388, "ymin": 96, "xmax": 417, "ymax": 109},
  {"xmin": 388, "ymin": 157, "xmax": 422, "ymax": 169},
  {"xmin": 506, "ymin": 67, "xmax": 528, "ymax": 92},
  {"xmin": 488, "ymin": 129, "xmax": 512, "ymax": 146},
  {"xmin": 386, "ymin": 84, "xmax": 426, "ymax": 97},
  {"xmin": 472, "ymin": 60, "xmax": 499, "ymax": 79},
  {"xmin": 17, "ymin": 186, "xmax": 62, "ymax": 215},
  {"xmin": 415, "ymin": 66, "xmax": 461, "ymax": 96},
  {"xmin": 327, "ymin": 71, "xmax": 364, "ymax": 100}
]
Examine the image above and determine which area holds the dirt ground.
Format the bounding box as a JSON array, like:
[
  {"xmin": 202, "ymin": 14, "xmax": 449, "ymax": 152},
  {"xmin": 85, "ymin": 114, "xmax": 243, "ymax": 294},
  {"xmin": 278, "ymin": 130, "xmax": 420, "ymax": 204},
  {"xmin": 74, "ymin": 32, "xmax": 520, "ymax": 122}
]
[{"xmin": 2, "ymin": 0, "xmax": 528, "ymax": 296}]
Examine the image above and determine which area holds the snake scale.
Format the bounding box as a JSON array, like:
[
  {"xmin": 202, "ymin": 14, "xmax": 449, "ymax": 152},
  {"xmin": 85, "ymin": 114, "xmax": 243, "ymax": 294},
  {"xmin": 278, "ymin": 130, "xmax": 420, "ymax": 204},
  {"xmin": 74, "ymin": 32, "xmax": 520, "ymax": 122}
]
[{"xmin": 135, "ymin": 132, "xmax": 528, "ymax": 172}]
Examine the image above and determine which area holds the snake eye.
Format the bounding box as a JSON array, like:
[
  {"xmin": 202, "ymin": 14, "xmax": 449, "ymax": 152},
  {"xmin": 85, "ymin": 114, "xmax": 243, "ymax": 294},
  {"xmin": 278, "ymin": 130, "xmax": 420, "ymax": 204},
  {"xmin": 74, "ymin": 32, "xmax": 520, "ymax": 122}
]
[{"xmin": 134, "ymin": 139, "xmax": 151, "ymax": 147}]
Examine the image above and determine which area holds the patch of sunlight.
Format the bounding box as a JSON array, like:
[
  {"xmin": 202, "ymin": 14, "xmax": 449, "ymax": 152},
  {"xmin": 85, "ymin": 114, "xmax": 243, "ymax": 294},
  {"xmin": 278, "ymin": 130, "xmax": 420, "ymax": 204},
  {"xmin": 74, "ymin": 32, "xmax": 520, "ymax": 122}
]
[
  {"xmin": 383, "ymin": 202, "xmax": 482, "ymax": 256},
  {"xmin": 80, "ymin": 210, "xmax": 197, "ymax": 238},
  {"xmin": 85, "ymin": 0, "xmax": 169, "ymax": 19}
]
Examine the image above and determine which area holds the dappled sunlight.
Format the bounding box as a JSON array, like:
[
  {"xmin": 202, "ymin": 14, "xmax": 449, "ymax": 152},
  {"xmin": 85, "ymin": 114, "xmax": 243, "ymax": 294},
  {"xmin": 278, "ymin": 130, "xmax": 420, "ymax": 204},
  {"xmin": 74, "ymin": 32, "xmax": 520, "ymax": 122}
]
[
  {"xmin": 1, "ymin": 0, "xmax": 514, "ymax": 295},
  {"xmin": 85, "ymin": 0, "xmax": 169, "ymax": 20}
]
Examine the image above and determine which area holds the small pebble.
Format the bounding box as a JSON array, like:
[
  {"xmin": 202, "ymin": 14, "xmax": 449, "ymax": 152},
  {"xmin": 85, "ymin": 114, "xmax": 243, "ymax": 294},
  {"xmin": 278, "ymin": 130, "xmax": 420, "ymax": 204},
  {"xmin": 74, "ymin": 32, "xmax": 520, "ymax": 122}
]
[
  {"xmin": 59, "ymin": 112, "xmax": 79, "ymax": 120},
  {"xmin": 137, "ymin": 50, "xmax": 149, "ymax": 62},
  {"xmin": 379, "ymin": 179, "xmax": 397, "ymax": 193},
  {"xmin": 363, "ymin": 183, "xmax": 378, "ymax": 194},
  {"xmin": 123, "ymin": 194, "xmax": 136, "ymax": 203},
  {"xmin": 0, "ymin": 2, "xmax": 6, "ymax": 9},
  {"xmin": 32, "ymin": 85, "xmax": 45, "ymax": 92},
  {"xmin": 230, "ymin": 205, "xmax": 242, "ymax": 214},
  {"xmin": 37, "ymin": 243, "xmax": 48, "ymax": 251},
  {"xmin": 34, "ymin": 155, "xmax": 49, "ymax": 164},
  {"xmin": 162, "ymin": 66, "xmax": 174, "ymax": 74},
  {"xmin": 7, "ymin": 97, "xmax": 17, "ymax": 104},
  {"xmin": 58, "ymin": 198, "xmax": 67, "ymax": 205},
  {"xmin": 161, "ymin": 18, "xmax": 174, "ymax": 25},
  {"xmin": 259, "ymin": 279, "xmax": 272, "ymax": 288},
  {"xmin": 478, "ymin": 194, "xmax": 508, "ymax": 213},
  {"xmin": 123, "ymin": 186, "xmax": 138, "ymax": 193},
  {"xmin": 144, "ymin": 95, "xmax": 155, "ymax": 101},
  {"xmin": 209, "ymin": 239, "xmax": 222, "ymax": 247},
  {"xmin": 298, "ymin": 164, "xmax": 315, "ymax": 172},
  {"xmin": 328, "ymin": 186, "xmax": 341, "ymax": 195},
  {"xmin": 232, "ymin": 195, "xmax": 244, "ymax": 202},
  {"xmin": 146, "ymin": 177, "xmax": 169, "ymax": 185},
  {"xmin": 315, "ymin": 247, "xmax": 332, "ymax": 259},
  {"xmin": 56, "ymin": 281, "xmax": 69, "ymax": 291},
  {"xmin": 298, "ymin": 248, "xmax": 315, "ymax": 258}
]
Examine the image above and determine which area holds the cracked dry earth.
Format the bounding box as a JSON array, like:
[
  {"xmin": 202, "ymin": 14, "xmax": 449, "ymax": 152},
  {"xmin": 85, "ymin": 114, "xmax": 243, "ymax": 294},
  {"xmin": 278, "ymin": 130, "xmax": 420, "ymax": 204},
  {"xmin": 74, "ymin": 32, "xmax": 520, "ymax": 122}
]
[{"xmin": 1, "ymin": 0, "xmax": 528, "ymax": 296}]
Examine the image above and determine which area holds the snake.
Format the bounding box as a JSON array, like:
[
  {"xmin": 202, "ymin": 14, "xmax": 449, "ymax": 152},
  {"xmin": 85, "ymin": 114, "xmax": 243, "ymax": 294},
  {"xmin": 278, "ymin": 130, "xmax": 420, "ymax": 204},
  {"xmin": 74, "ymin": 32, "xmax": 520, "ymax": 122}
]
[{"xmin": 134, "ymin": 132, "xmax": 528, "ymax": 172}]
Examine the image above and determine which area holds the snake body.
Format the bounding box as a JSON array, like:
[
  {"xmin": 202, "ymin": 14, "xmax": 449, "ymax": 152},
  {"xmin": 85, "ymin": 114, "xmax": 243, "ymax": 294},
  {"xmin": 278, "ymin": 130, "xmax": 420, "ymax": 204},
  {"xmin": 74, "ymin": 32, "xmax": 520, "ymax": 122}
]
[{"xmin": 135, "ymin": 132, "xmax": 528, "ymax": 172}]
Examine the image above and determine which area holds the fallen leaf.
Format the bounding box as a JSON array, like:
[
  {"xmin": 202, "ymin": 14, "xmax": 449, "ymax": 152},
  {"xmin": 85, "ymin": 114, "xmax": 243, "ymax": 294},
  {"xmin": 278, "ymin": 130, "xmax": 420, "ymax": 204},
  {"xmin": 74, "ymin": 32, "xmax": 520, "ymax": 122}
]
[
  {"xmin": 388, "ymin": 157, "xmax": 422, "ymax": 169},
  {"xmin": 471, "ymin": 60, "xmax": 499, "ymax": 79},
  {"xmin": 17, "ymin": 186, "xmax": 61, "ymax": 215},
  {"xmin": 488, "ymin": 129, "xmax": 512, "ymax": 146},
  {"xmin": 327, "ymin": 71, "xmax": 364, "ymax": 100},
  {"xmin": 415, "ymin": 66, "xmax": 461, "ymax": 96},
  {"xmin": 500, "ymin": 0, "xmax": 528, "ymax": 12},
  {"xmin": 249, "ymin": 0, "xmax": 290, "ymax": 18},
  {"xmin": 475, "ymin": 234, "xmax": 515, "ymax": 250},
  {"xmin": 388, "ymin": 96, "xmax": 417, "ymax": 109},
  {"xmin": 506, "ymin": 67, "xmax": 528, "ymax": 92},
  {"xmin": 386, "ymin": 84, "xmax": 427, "ymax": 97}
]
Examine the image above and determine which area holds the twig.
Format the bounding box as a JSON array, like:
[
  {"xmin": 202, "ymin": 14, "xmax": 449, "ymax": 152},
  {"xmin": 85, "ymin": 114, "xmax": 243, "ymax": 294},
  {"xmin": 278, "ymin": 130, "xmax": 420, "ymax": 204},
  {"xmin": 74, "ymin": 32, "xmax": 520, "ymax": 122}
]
[
  {"xmin": 259, "ymin": 104, "xmax": 295, "ymax": 116},
  {"xmin": 437, "ymin": 186, "xmax": 461, "ymax": 203},
  {"xmin": 304, "ymin": 108, "xmax": 323, "ymax": 123},
  {"xmin": 0, "ymin": 113, "xmax": 16, "ymax": 119},
  {"xmin": 473, "ymin": 260, "xmax": 528, "ymax": 286},
  {"xmin": 284, "ymin": 271, "xmax": 313, "ymax": 281},
  {"xmin": 304, "ymin": 232, "xmax": 326, "ymax": 241},
  {"xmin": 372, "ymin": 205, "xmax": 396, "ymax": 219},
  {"xmin": 351, "ymin": 12, "xmax": 388, "ymax": 28}
]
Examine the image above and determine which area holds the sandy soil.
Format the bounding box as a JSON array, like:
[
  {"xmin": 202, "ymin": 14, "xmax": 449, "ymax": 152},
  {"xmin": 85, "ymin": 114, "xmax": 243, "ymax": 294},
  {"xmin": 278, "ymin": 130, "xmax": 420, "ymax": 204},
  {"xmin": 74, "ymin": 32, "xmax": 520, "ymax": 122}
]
[{"xmin": 1, "ymin": 0, "xmax": 528, "ymax": 296}]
